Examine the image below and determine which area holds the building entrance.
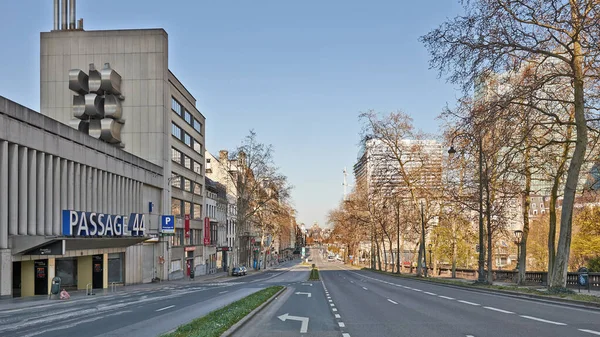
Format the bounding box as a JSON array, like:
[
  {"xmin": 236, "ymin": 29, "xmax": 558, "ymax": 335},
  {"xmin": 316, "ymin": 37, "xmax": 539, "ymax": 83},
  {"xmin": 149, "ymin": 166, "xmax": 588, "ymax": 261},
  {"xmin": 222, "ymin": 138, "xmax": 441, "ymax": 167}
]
[
  {"xmin": 92, "ymin": 255, "xmax": 103, "ymax": 289},
  {"xmin": 34, "ymin": 260, "xmax": 48, "ymax": 295}
]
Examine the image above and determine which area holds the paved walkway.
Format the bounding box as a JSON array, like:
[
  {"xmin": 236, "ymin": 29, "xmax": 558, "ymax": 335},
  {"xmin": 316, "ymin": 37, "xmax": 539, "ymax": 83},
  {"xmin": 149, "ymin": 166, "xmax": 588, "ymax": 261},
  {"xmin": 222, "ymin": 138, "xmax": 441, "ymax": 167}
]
[{"xmin": 0, "ymin": 269, "xmax": 262, "ymax": 310}]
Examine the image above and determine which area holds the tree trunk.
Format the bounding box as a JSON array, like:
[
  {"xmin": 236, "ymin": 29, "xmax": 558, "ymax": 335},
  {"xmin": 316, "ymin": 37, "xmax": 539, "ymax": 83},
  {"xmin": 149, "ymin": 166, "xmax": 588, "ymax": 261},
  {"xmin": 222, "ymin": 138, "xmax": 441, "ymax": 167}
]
[
  {"xmin": 550, "ymin": 35, "xmax": 587, "ymax": 289},
  {"xmin": 519, "ymin": 144, "xmax": 531, "ymax": 285},
  {"xmin": 375, "ymin": 234, "xmax": 382, "ymax": 271},
  {"xmin": 485, "ymin": 165, "xmax": 493, "ymax": 284},
  {"xmin": 416, "ymin": 238, "xmax": 424, "ymax": 277},
  {"xmin": 452, "ymin": 220, "xmax": 457, "ymax": 278},
  {"xmin": 548, "ymin": 118, "xmax": 572, "ymax": 285}
]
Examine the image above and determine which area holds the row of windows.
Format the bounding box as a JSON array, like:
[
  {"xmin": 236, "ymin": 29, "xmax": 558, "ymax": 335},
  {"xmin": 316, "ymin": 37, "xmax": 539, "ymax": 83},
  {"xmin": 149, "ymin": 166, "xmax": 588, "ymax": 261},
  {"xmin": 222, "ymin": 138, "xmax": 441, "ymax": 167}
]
[
  {"xmin": 169, "ymin": 228, "xmax": 203, "ymax": 247},
  {"xmin": 171, "ymin": 198, "xmax": 203, "ymax": 219},
  {"xmin": 172, "ymin": 122, "xmax": 203, "ymax": 155},
  {"xmin": 172, "ymin": 97, "xmax": 203, "ymax": 134},
  {"xmin": 171, "ymin": 172, "xmax": 203, "ymax": 196},
  {"xmin": 171, "ymin": 148, "xmax": 203, "ymax": 174}
]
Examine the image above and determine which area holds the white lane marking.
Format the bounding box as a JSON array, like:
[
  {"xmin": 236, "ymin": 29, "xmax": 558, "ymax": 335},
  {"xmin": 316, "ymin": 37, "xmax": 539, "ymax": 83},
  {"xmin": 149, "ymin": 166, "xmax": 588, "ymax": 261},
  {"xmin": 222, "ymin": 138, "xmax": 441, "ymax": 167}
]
[
  {"xmin": 579, "ymin": 329, "xmax": 600, "ymax": 335},
  {"xmin": 330, "ymin": 303, "xmax": 335, "ymax": 307},
  {"xmin": 332, "ymin": 308, "xmax": 338, "ymax": 312},
  {"xmin": 338, "ymin": 322, "xmax": 345, "ymax": 327},
  {"xmin": 155, "ymin": 305, "xmax": 175, "ymax": 312},
  {"xmin": 484, "ymin": 306, "xmax": 514, "ymax": 314},
  {"xmin": 413, "ymin": 289, "xmax": 422, "ymax": 292},
  {"xmin": 329, "ymin": 300, "xmax": 333, "ymax": 303},
  {"xmin": 335, "ymin": 314, "xmax": 341, "ymax": 318},
  {"xmin": 387, "ymin": 299, "xmax": 398, "ymax": 305},
  {"xmin": 457, "ymin": 300, "xmax": 480, "ymax": 306},
  {"xmin": 362, "ymin": 287, "xmax": 368, "ymax": 290},
  {"xmin": 424, "ymin": 291, "xmax": 437, "ymax": 296},
  {"xmin": 295, "ymin": 292, "xmax": 312, "ymax": 298},
  {"xmin": 218, "ymin": 290, "xmax": 229, "ymax": 294},
  {"xmin": 342, "ymin": 334, "xmax": 351, "ymax": 337},
  {"xmin": 350, "ymin": 281, "xmax": 354, "ymax": 283},
  {"xmin": 520, "ymin": 315, "xmax": 566, "ymax": 325},
  {"xmin": 466, "ymin": 335, "xmax": 475, "ymax": 337},
  {"xmin": 438, "ymin": 296, "xmax": 455, "ymax": 300}
]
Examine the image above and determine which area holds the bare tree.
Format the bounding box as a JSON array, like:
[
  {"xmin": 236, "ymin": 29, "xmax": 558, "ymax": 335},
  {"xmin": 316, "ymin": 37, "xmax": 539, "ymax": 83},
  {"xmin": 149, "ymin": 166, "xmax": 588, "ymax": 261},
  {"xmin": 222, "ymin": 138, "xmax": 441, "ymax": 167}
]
[
  {"xmin": 223, "ymin": 131, "xmax": 292, "ymax": 270},
  {"xmin": 422, "ymin": 0, "xmax": 600, "ymax": 288}
]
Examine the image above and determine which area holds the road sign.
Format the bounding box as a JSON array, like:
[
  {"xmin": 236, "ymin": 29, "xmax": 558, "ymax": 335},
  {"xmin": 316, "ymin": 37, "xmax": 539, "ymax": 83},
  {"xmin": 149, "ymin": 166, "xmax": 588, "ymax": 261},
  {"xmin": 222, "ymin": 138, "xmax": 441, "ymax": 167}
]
[
  {"xmin": 278, "ymin": 313, "xmax": 309, "ymax": 333},
  {"xmin": 161, "ymin": 215, "xmax": 175, "ymax": 234}
]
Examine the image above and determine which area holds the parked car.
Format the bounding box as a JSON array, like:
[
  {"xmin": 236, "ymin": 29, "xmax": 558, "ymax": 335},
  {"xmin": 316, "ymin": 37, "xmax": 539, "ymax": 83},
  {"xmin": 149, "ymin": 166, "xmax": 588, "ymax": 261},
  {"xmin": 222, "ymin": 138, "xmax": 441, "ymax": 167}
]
[
  {"xmin": 240, "ymin": 266, "xmax": 247, "ymax": 275},
  {"xmin": 232, "ymin": 267, "xmax": 242, "ymax": 276}
]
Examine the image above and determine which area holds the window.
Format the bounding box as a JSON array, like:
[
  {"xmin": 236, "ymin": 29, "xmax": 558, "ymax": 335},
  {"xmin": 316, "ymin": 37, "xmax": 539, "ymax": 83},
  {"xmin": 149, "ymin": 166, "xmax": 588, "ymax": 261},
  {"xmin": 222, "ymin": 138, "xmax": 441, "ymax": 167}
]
[
  {"xmin": 171, "ymin": 123, "xmax": 181, "ymax": 139},
  {"xmin": 184, "ymin": 133, "xmax": 191, "ymax": 146},
  {"xmin": 184, "ymin": 201, "xmax": 192, "ymax": 216},
  {"xmin": 194, "ymin": 183, "xmax": 202, "ymax": 195},
  {"xmin": 193, "ymin": 204, "xmax": 202, "ymax": 220},
  {"xmin": 171, "ymin": 148, "xmax": 182, "ymax": 164},
  {"xmin": 170, "ymin": 228, "xmax": 183, "ymax": 246},
  {"xmin": 193, "ymin": 140, "xmax": 202, "ymax": 154},
  {"xmin": 184, "ymin": 110, "xmax": 192, "ymax": 124},
  {"xmin": 171, "ymin": 198, "xmax": 182, "ymax": 217},
  {"xmin": 193, "ymin": 161, "xmax": 202, "ymax": 174},
  {"xmin": 193, "ymin": 119, "xmax": 202, "ymax": 133},
  {"xmin": 184, "ymin": 156, "xmax": 192, "ymax": 169},
  {"xmin": 171, "ymin": 174, "xmax": 181, "ymax": 188},
  {"xmin": 172, "ymin": 97, "xmax": 182, "ymax": 115}
]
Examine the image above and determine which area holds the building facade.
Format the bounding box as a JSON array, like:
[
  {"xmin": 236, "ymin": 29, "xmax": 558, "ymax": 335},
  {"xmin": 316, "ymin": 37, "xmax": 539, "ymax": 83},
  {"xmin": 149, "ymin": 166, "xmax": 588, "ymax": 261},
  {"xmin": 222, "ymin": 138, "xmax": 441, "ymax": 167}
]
[
  {"xmin": 39, "ymin": 18, "xmax": 206, "ymax": 280},
  {"xmin": 0, "ymin": 96, "xmax": 164, "ymax": 298}
]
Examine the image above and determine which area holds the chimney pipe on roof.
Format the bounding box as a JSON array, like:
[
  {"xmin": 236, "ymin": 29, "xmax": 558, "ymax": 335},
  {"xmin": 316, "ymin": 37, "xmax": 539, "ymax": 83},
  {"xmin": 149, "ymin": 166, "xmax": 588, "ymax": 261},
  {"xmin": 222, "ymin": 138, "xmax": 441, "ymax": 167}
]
[
  {"xmin": 61, "ymin": 0, "xmax": 67, "ymax": 30},
  {"xmin": 69, "ymin": 0, "xmax": 75, "ymax": 30},
  {"xmin": 53, "ymin": 0, "xmax": 59, "ymax": 30}
]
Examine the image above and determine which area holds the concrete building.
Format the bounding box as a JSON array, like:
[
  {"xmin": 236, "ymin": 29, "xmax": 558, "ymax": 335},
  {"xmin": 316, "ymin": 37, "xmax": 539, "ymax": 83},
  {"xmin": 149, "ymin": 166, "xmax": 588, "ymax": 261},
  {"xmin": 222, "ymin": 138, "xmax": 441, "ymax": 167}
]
[
  {"xmin": 0, "ymin": 96, "xmax": 164, "ymax": 298},
  {"xmin": 39, "ymin": 5, "xmax": 206, "ymax": 280}
]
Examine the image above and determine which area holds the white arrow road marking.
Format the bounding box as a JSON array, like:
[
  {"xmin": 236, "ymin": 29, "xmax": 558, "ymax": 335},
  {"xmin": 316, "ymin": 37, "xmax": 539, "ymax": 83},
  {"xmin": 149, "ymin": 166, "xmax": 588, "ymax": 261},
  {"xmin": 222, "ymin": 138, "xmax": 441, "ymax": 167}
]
[
  {"xmin": 295, "ymin": 292, "xmax": 312, "ymax": 298},
  {"xmin": 278, "ymin": 313, "xmax": 309, "ymax": 333}
]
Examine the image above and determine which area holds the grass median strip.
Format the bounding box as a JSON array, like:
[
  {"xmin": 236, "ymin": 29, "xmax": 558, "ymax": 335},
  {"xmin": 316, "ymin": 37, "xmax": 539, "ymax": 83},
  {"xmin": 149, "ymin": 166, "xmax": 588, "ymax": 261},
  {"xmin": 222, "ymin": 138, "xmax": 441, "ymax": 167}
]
[
  {"xmin": 363, "ymin": 268, "xmax": 600, "ymax": 305},
  {"xmin": 161, "ymin": 285, "xmax": 284, "ymax": 337},
  {"xmin": 309, "ymin": 268, "xmax": 320, "ymax": 281}
]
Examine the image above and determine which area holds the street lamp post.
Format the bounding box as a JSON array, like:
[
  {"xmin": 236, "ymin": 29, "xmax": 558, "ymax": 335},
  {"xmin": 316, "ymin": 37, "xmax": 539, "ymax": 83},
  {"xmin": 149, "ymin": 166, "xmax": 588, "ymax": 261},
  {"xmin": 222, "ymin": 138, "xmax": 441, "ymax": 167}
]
[
  {"xmin": 514, "ymin": 229, "xmax": 523, "ymax": 271},
  {"xmin": 448, "ymin": 135, "xmax": 486, "ymax": 284}
]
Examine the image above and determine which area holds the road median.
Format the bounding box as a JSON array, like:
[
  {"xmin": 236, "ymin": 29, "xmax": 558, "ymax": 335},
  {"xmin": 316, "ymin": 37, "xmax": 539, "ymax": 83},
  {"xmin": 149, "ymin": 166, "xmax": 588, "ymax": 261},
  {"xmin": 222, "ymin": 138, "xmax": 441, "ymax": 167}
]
[
  {"xmin": 362, "ymin": 268, "xmax": 600, "ymax": 310},
  {"xmin": 161, "ymin": 285, "xmax": 285, "ymax": 337}
]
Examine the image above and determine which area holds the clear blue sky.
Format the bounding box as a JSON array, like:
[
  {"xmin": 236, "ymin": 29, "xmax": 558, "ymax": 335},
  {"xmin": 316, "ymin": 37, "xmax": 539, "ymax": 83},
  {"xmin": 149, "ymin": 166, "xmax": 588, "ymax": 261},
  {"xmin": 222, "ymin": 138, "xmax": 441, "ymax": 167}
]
[{"xmin": 0, "ymin": 0, "xmax": 463, "ymax": 228}]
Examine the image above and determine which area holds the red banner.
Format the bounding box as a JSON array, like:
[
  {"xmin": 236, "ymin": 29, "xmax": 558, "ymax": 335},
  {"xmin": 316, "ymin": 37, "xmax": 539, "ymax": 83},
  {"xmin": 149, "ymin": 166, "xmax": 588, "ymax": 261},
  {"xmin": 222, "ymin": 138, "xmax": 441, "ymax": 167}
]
[
  {"xmin": 204, "ymin": 217, "xmax": 210, "ymax": 245},
  {"xmin": 184, "ymin": 214, "xmax": 190, "ymax": 238}
]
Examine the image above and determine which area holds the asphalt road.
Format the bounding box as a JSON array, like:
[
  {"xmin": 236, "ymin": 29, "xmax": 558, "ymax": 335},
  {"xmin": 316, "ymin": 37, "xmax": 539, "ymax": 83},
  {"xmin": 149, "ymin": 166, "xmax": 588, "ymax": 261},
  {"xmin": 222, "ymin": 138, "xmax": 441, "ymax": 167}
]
[
  {"xmin": 237, "ymin": 249, "xmax": 600, "ymax": 337},
  {"xmin": 322, "ymin": 265, "xmax": 600, "ymax": 337},
  {"xmin": 0, "ymin": 260, "xmax": 299, "ymax": 337}
]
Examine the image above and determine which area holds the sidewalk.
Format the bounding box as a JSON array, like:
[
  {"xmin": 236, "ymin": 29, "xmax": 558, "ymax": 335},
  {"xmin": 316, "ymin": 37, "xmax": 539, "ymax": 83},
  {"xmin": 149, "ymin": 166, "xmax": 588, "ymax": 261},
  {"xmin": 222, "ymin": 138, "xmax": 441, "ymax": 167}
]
[{"xmin": 0, "ymin": 269, "xmax": 260, "ymax": 311}]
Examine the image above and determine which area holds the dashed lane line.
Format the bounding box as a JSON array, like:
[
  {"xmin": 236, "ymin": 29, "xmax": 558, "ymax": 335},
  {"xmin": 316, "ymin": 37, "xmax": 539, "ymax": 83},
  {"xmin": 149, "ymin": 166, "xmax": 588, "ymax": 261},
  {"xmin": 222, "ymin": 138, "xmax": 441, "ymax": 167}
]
[
  {"xmin": 579, "ymin": 329, "xmax": 600, "ymax": 335},
  {"xmin": 424, "ymin": 291, "xmax": 437, "ymax": 296},
  {"xmin": 155, "ymin": 305, "xmax": 175, "ymax": 312},
  {"xmin": 484, "ymin": 306, "xmax": 514, "ymax": 314},
  {"xmin": 520, "ymin": 315, "xmax": 567, "ymax": 326},
  {"xmin": 387, "ymin": 299, "xmax": 398, "ymax": 305},
  {"xmin": 362, "ymin": 287, "xmax": 368, "ymax": 290},
  {"xmin": 338, "ymin": 322, "xmax": 346, "ymax": 327},
  {"xmin": 342, "ymin": 334, "xmax": 351, "ymax": 337},
  {"xmin": 458, "ymin": 300, "xmax": 480, "ymax": 306},
  {"xmin": 335, "ymin": 314, "xmax": 341, "ymax": 318},
  {"xmin": 438, "ymin": 296, "xmax": 455, "ymax": 300}
]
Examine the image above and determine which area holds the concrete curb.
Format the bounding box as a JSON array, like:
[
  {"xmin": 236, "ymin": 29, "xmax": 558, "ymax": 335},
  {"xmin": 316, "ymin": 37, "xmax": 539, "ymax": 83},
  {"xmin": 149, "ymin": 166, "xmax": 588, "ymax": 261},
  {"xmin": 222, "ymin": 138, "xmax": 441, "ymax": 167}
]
[
  {"xmin": 220, "ymin": 286, "xmax": 287, "ymax": 337},
  {"xmin": 363, "ymin": 269, "xmax": 600, "ymax": 311}
]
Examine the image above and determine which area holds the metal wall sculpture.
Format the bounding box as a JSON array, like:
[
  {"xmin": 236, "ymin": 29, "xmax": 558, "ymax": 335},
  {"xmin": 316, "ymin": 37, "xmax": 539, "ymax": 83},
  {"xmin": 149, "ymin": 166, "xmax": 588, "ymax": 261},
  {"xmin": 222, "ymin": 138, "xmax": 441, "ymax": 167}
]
[{"xmin": 69, "ymin": 63, "xmax": 125, "ymax": 147}]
